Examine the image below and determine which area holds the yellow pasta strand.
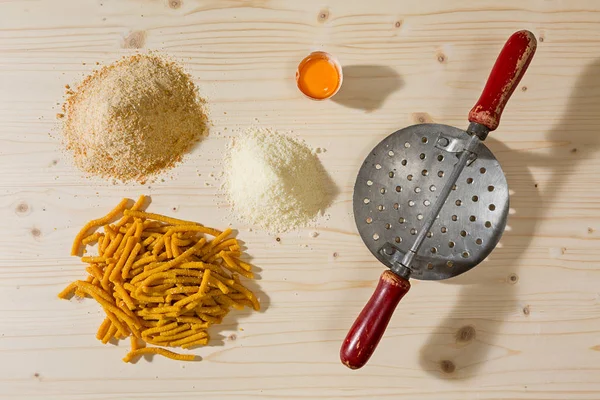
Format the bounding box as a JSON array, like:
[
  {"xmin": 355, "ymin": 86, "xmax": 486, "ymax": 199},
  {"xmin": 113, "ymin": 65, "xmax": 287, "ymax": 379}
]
[
  {"xmin": 176, "ymin": 317, "xmax": 209, "ymax": 327},
  {"xmin": 164, "ymin": 235, "xmax": 173, "ymax": 259},
  {"xmin": 206, "ymin": 228, "xmax": 233, "ymax": 251},
  {"xmin": 124, "ymin": 210, "xmax": 198, "ymax": 226},
  {"xmin": 168, "ymin": 331, "xmax": 208, "ymax": 347},
  {"xmin": 123, "ymin": 347, "xmax": 195, "ymax": 363},
  {"xmin": 159, "ymin": 225, "xmax": 222, "ymax": 237},
  {"xmin": 181, "ymin": 338, "xmax": 209, "ymax": 349},
  {"xmin": 121, "ymin": 242, "xmax": 142, "ymax": 279},
  {"xmin": 114, "ymin": 223, "xmax": 137, "ymax": 259},
  {"xmin": 104, "ymin": 233, "xmax": 123, "ymax": 258},
  {"xmin": 220, "ymin": 252, "xmax": 254, "ymax": 279},
  {"xmin": 86, "ymin": 264, "xmax": 104, "ymax": 281},
  {"xmin": 71, "ymin": 198, "xmax": 129, "ymax": 256},
  {"xmin": 132, "ymin": 254, "xmax": 157, "ymax": 268},
  {"xmin": 82, "ymin": 232, "xmax": 102, "ymax": 246},
  {"xmin": 115, "ymin": 195, "xmax": 146, "ymax": 228},
  {"xmin": 113, "ymin": 282, "xmax": 136, "ymax": 311},
  {"xmin": 153, "ymin": 329, "xmax": 199, "ymax": 343},
  {"xmin": 171, "ymin": 237, "xmax": 181, "ymax": 258},
  {"xmin": 96, "ymin": 317, "xmax": 111, "ymax": 340},
  {"xmin": 199, "ymin": 269, "xmax": 211, "ymax": 295},
  {"xmin": 231, "ymin": 282, "xmax": 261, "ymax": 311},
  {"xmin": 102, "ymin": 324, "xmax": 117, "ymax": 344},
  {"xmin": 142, "ymin": 322, "xmax": 178, "ymax": 337},
  {"xmin": 130, "ymin": 335, "xmax": 144, "ymax": 352},
  {"xmin": 159, "ymin": 324, "xmax": 190, "ymax": 337},
  {"xmin": 57, "ymin": 282, "xmax": 77, "ymax": 299},
  {"xmin": 104, "ymin": 310, "xmax": 129, "ymax": 338},
  {"xmin": 101, "ymin": 262, "xmax": 116, "ymax": 291},
  {"xmin": 81, "ymin": 256, "xmax": 106, "ymax": 264}
]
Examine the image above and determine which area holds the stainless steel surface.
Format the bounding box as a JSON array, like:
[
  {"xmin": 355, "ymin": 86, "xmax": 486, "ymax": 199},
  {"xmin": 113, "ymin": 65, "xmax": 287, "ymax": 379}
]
[
  {"xmin": 399, "ymin": 134, "xmax": 480, "ymax": 270},
  {"xmin": 353, "ymin": 123, "xmax": 509, "ymax": 281}
]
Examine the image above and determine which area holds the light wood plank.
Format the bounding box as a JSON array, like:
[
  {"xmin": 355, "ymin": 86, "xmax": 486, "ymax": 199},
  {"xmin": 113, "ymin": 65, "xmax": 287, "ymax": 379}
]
[{"xmin": 1, "ymin": 0, "xmax": 600, "ymax": 399}]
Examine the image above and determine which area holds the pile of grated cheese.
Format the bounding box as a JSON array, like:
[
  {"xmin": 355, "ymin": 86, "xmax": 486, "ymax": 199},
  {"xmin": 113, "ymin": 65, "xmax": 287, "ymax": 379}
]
[{"xmin": 224, "ymin": 129, "xmax": 334, "ymax": 232}]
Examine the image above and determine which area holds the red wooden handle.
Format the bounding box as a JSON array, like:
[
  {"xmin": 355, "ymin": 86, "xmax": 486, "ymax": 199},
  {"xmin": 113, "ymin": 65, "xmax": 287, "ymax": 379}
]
[
  {"xmin": 340, "ymin": 270, "xmax": 410, "ymax": 369},
  {"xmin": 468, "ymin": 30, "xmax": 537, "ymax": 131}
]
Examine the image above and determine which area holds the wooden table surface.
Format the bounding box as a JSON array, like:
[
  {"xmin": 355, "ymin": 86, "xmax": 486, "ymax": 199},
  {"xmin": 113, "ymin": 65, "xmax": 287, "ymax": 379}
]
[{"xmin": 2, "ymin": 1, "xmax": 600, "ymax": 399}]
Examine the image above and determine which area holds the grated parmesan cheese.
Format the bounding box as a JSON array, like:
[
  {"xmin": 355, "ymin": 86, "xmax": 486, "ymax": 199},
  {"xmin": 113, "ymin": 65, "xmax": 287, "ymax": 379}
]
[{"xmin": 224, "ymin": 129, "xmax": 335, "ymax": 232}]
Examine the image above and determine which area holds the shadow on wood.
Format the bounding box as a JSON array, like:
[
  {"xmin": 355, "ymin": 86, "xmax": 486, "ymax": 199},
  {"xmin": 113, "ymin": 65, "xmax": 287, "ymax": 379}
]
[
  {"xmin": 417, "ymin": 137, "xmax": 535, "ymax": 379},
  {"xmin": 418, "ymin": 58, "xmax": 600, "ymax": 379},
  {"xmin": 332, "ymin": 65, "xmax": 403, "ymax": 112}
]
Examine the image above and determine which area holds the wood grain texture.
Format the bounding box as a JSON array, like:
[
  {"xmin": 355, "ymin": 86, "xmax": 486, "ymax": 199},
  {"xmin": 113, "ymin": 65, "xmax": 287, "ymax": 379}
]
[{"xmin": 1, "ymin": 0, "xmax": 600, "ymax": 399}]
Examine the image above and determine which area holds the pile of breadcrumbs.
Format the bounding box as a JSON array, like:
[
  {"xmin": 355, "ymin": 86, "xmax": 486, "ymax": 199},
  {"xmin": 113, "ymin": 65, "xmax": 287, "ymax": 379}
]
[{"xmin": 60, "ymin": 54, "xmax": 208, "ymax": 182}]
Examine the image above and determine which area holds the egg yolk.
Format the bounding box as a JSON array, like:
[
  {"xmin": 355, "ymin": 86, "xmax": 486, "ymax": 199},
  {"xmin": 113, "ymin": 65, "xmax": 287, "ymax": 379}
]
[{"xmin": 297, "ymin": 56, "xmax": 340, "ymax": 100}]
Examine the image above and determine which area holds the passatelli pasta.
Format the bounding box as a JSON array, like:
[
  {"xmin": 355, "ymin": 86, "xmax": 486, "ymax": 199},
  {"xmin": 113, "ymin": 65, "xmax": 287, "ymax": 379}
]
[{"xmin": 59, "ymin": 196, "xmax": 260, "ymax": 363}]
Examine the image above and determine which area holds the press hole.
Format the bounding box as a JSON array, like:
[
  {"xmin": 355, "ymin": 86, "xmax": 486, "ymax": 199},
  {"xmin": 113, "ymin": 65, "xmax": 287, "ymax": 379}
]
[
  {"xmin": 480, "ymin": 167, "xmax": 486, "ymax": 174},
  {"xmin": 462, "ymin": 251, "xmax": 469, "ymax": 258},
  {"xmin": 426, "ymin": 231, "xmax": 433, "ymax": 238},
  {"xmin": 404, "ymin": 142, "xmax": 410, "ymax": 148},
  {"xmin": 380, "ymin": 188, "xmax": 386, "ymax": 194},
  {"xmin": 410, "ymin": 228, "xmax": 417, "ymax": 235},
  {"xmin": 485, "ymin": 221, "xmax": 492, "ymax": 228},
  {"xmin": 407, "ymin": 175, "xmax": 413, "ymax": 181},
  {"xmin": 452, "ymin": 184, "xmax": 457, "ymax": 190},
  {"xmin": 422, "ymin": 169, "xmax": 429, "ymax": 176},
  {"xmin": 427, "ymin": 263, "xmax": 434, "ymax": 269},
  {"xmin": 430, "ymin": 185, "xmax": 437, "ymax": 192},
  {"xmin": 363, "ymin": 198, "xmax": 370, "ymax": 204},
  {"xmin": 396, "ymin": 186, "xmax": 402, "ymax": 192},
  {"xmin": 467, "ymin": 178, "xmax": 473, "ymax": 184},
  {"xmin": 451, "ymin": 215, "xmax": 458, "ymax": 221},
  {"xmin": 395, "ymin": 236, "xmax": 402, "ymax": 243},
  {"xmin": 469, "ymin": 215, "xmax": 476, "ymax": 222},
  {"xmin": 438, "ymin": 171, "xmax": 444, "ymax": 177},
  {"xmin": 455, "ymin": 200, "xmax": 462, "ymax": 206},
  {"xmin": 417, "ymin": 214, "xmax": 423, "ymax": 220},
  {"xmin": 441, "ymin": 226, "xmax": 447, "ymax": 233},
  {"xmin": 420, "ymin": 153, "xmax": 426, "ymax": 160},
  {"xmin": 399, "ymin": 217, "xmax": 405, "ymax": 224},
  {"xmin": 389, "ymin": 171, "xmax": 394, "ymax": 178},
  {"xmin": 460, "ymin": 230, "xmax": 467, "ymax": 237},
  {"xmin": 476, "ymin": 238, "xmax": 483, "ymax": 245},
  {"xmin": 414, "ymin": 187, "xmax": 421, "ymax": 193},
  {"xmin": 424, "ymin": 200, "xmax": 431, "ymax": 206},
  {"xmin": 431, "ymin": 247, "xmax": 437, "ymax": 254},
  {"xmin": 385, "ymin": 223, "xmax": 391, "ymax": 229},
  {"xmin": 393, "ymin": 203, "xmax": 399, "ymax": 210},
  {"xmin": 367, "ymin": 180, "xmax": 373, "ymax": 186},
  {"xmin": 472, "ymin": 195, "xmax": 479, "ymax": 202},
  {"xmin": 437, "ymin": 155, "xmax": 444, "ymax": 162},
  {"xmin": 366, "ymin": 217, "xmax": 372, "ymax": 224},
  {"xmin": 488, "ymin": 185, "xmax": 495, "ymax": 192},
  {"xmin": 401, "ymin": 159, "xmax": 407, "ymax": 166},
  {"xmin": 408, "ymin": 200, "xmax": 415, "ymax": 207},
  {"xmin": 446, "ymin": 261, "xmax": 454, "ymax": 267},
  {"xmin": 388, "ymin": 150, "xmax": 394, "ymax": 156},
  {"xmin": 375, "ymin": 164, "xmax": 382, "ymax": 170},
  {"xmin": 448, "ymin": 241, "xmax": 455, "ymax": 248},
  {"xmin": 373, "ymin": 233, "xmax": 380, "ymax": 240},
  {"xmin": 378, "ymin": 205, "xmax": 385, "ymax": 211},
  {"xmin": 489, "ymin": 204, "xmax": 496, "ymax": 211},
  {"xmin": 422, "ymin": 137, "xmax": 428, "ymax": 143}
]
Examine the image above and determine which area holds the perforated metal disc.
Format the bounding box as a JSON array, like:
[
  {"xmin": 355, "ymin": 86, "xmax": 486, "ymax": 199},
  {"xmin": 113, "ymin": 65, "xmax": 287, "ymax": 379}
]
[{"xmin": 354, "ymin": 123, "xmax": 509, "ymax": 281}]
